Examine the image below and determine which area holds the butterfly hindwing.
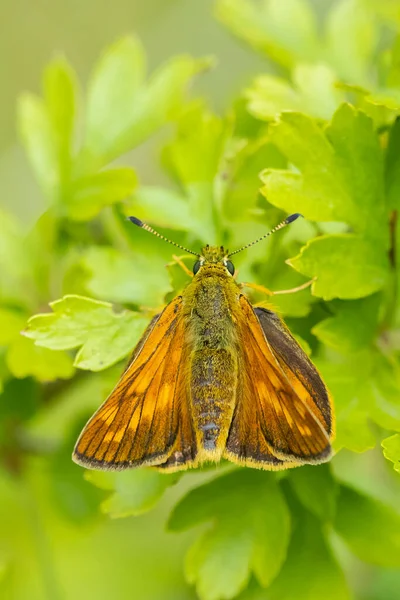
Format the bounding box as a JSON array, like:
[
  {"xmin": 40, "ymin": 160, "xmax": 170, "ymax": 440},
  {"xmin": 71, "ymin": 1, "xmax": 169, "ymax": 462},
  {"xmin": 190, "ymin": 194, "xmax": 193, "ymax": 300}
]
[
  {"xmin": 225, "ymin": 296, "xmax": 333, "ymax": 467},
  {"xmin": 73, "ymin": 297, "xmax": 198, "ymax": 471}
]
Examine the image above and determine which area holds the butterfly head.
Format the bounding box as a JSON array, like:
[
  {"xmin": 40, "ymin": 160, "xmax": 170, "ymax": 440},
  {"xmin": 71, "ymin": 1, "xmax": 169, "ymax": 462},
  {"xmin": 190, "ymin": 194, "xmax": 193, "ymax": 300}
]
[{"xmin": 193, "ymin": 246, "xmax": 235, "ymax": 276}]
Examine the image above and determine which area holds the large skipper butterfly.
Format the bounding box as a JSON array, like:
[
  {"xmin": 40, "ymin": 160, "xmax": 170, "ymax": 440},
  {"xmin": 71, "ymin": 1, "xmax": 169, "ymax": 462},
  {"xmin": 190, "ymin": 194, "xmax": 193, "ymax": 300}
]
[{"xmin": 73, "ymin": 215, "xmax": 334, "ymax": 472}]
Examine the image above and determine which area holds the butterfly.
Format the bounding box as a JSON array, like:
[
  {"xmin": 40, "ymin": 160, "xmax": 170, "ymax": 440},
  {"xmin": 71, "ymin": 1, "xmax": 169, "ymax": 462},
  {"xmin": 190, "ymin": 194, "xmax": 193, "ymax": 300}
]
[{"xmin": 73, "ymin": 214, "xmax": 334, "ymax": 472}]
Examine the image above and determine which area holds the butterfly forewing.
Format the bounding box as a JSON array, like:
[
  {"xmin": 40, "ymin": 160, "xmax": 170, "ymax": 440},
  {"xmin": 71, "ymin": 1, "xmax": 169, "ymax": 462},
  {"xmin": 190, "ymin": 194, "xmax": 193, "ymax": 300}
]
[{"xmin": 73, "ymin": 297, "xmax": 198, "ymax": 470}]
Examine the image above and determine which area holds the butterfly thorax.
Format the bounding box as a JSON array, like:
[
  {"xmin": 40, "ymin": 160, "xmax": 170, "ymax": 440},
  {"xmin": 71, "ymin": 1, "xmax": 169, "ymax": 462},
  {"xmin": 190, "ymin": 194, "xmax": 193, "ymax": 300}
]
[{"xmin": 182, "ymin": 259, "xmax": 241, "ymax": 461}]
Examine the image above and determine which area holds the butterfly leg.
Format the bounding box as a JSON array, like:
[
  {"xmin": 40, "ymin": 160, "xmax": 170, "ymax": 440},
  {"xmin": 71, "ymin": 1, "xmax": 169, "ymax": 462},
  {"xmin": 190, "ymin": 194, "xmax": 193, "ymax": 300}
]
[
  {"xmin": 242, "ymin": 278, "xmax": 315, "ymax": 296},
  {"xmin": 241, "ymin": 282, "xmax": 273, "ymax": 295},
  {"xmin": 172, "ymin": 254, "xmax": 193, "ymax": 277}
]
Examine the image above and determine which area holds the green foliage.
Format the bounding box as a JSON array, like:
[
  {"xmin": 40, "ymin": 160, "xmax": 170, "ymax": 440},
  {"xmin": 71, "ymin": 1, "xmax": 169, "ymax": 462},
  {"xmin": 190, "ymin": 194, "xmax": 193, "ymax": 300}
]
[
  {"xmin": 24, "ymin": 295, "xmax": 149, "ymax": 370},
  {"xmin": 85, "ymin": 469, "xmax": 179, "ymax": 518},
  {"xmin": 2, "ymin": 3, "xmax": 400, "ymax": 599},
  {"xmin": 382, "ymin": 433, "xmax": 400, "ymax": 474},
  {"xmin": 288, "ymin": 234, "xmax": 389, "ymax": 300},
  {"xmin": 168, "ymin": 471, "xmax": 290, "ymax": 600},
  {"xmin": 334, "ymin": 484, "xmax": 400, "ymax": 566}
]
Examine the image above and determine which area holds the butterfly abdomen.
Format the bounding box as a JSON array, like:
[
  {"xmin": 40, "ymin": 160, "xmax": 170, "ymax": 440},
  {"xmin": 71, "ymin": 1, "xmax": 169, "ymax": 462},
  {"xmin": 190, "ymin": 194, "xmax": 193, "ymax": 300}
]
[{"xmin": 184, "ymin": 268, "xmax": 239, "ymax": 459}]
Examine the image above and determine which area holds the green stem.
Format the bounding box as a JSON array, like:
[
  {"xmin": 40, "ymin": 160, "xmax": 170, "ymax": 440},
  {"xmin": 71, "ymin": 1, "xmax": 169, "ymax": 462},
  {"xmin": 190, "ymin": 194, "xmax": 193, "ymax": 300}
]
[{"xmin": 381, "ymin": 209, "xmax": 398, "ymax": 332}]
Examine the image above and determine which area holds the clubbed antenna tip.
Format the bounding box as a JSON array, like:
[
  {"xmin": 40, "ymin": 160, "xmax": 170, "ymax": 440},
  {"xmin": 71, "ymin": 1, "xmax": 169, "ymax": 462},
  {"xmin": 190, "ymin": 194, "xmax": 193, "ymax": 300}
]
[
  {"xmin": 127, "ymin": 215, "xmax": 200, "ymax": 257},
  {"xmin": 128, "ymin": 216, "xmax": 144, "ymax": 227},
  {"xmin": 228, "ymin": 213, "xmax": 304, "ymax": 257},
  {"xmin": 285, "ymin": 213, "xmax": 303, "ymax": 224}
]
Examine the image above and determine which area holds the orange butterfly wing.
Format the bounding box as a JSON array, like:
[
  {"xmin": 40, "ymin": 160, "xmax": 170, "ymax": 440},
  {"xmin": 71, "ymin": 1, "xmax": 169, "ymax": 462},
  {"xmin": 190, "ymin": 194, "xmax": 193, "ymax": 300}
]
[
  {"xmin": 224, "ymin": 296, "xmax": 333, "ymax": 468},
  {"xmin": 73, "ymin": 297, "xmax": 198, "ymax": 471}
]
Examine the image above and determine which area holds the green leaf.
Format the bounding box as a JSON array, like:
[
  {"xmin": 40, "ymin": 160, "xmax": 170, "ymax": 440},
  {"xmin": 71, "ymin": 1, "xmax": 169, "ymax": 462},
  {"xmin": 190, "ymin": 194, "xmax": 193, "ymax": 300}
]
[
  {"xmin": 316, "ymin": 352, "xmax": 376, "ymax": 453},
  {"xmin": 168, "ymin": 471, "xmax": 290, "ymax": 600},
  {"xmin": 23, "ymin": 295, "xmax": 149, "ymax": 371},
  {"xmin": 365, "ymin": 351, "xmax": 400, "ymax": 431},
  {"xmin": 246, "ymin": 64, "xmax": 343, "ymax": 121},
  {"xmin": 48, "ymin": 428, "xmax": 104, "ymax": 523},
  {"xmin": 0, "ymin": 309, "xmax": 26, "ymax": 346},
  {"xmin": 0, "ymin": 307, "xmax": 74, "ymax": 382},
  {"xmin": 79, "ymin": 36, "xmax": 211, "ymax": 170},
  {"xmin": 216, "ymin": 0, "xmax": 320, "ymax": 69},
  {"xmin": 163, "ymin": 102, "xmax": 231, "ymax": 243},
  {"xmin": 123, "ymin": 186, "xmax": 192, "ymax": 231},
  {"xmin": 382, "ymin": 434, "xmax": 400, "ymax": 474},
  {"xmin": 0, "ymin": 211, "xmax": 27, "ymax": 306},
  {"xmin": 289, "ymin": 464, "xmax": 338, "ymax": 522},
  {"xmin": 334, "ymin": 484, "xmax": 400, "ymax": 567},
  {"xmin": 325, "ymin": 0, "xmax": 377, "ymax": 84},
  {"xmin": 81, "ymin": 246, "xmax": 172, "ymax": 307},
  {"xmin": 66, "ymin": 167, "xmax": 137, "ymax": 220},
  {"xmin": 288, "ymin": 234, "xmax": 389, "ymax": 300},
  {"xmin": 17, "ymin": 93, "xmax": 58, "ymax": 199},
  {"xmin": 261, "ymin": 104, "xmax": 386, "ymax": 242},
  {"xmin": 85, "ymin": 469, "xmax": 179, "ymax": 518},
  {"xmin": 24, "ymin": 370, "xmax": 115, "ymax": 447},
  {"xmin": 241, "ymin": 507, "xmax": 350, "ymax": 600},
  {"xmin": 362, "ymin": 0, "xmax": 400, "ymax": 27},
  {"xmin": 312, "ymin": 294, "xmax": 381, "ymax": 352},
  {"xmin": 319, "ymin": 346, "xmax": 400, "ymax": 452},
  {"xmin": 220, "ymin": 139, "xmax": 286, "ymax": 223},
  {"xmin": 337, "ymin": 79, "xmax": 400, "ymax": 111},
  {"xmin": 79, "ymin": 36, "xmax": 145, "ymax": 169},
  {"xmin": 6, "ymin": 336, "xmax": 74, "ymax": 382},
  {"xmin": 43, "ymin": 57, "xmax": 77, "ymax": 189},
  {"xmin": 386, "ymin": 116, "xmax": 400, "ymax": 209},
  {"xmin": 17, "ymin": 57, "xmax": 78, "ymax": 200}
]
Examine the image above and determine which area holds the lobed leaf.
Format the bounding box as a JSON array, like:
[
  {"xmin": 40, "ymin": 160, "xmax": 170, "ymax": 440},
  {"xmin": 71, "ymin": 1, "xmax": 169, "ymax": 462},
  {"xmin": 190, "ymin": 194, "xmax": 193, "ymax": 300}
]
[
  {"xmin": 289, "ymin": 464, "xmax": 338, "ymax": 522},
  {"xmin": 325, "ymin": 0, "xmax": 377, "ymax": 84},
  {"xmin": 216, "ymin": 0, "xmax": 320, "ymax": 69},
  {"xmin": 7, "ymin": 336, "xmax": 74, "ymax": 382},
  {"xmin": 23, "ymin": 295, "xmax": 149, "ymax": 371},
  {"xmin": 17, "ymin": 93, "xmax": 58, "ymax": 200},
  {"xmin": 261, "ymin": 104, "xmax": 386, "ymax": 243},
  {"xmin": 124, "ymin": 186, "xmax": 192, "ymax": 231},
  {"xmin": 288, "ymin": 234, "xmax": 389, "ymax": 300},
  {"xmin": 163, "ymin": 102, "xmax": 231, "ymax": 244},
  {"xmin": 67, "ymin": 167, "xmax": 137, "ymax": 221},
  {"xmin": 312, "ymin": 294, "xmax": 381, "ymax": 352},
  {"xmin": 43, "ymin": 57, "xmax": 78, "ymax": 189},
  {"xmin": 79, "ymin": 36, "xmax": 212, "ymax": 171},
  {"xmin": 168, "ymin": 470, "xmax": 290, "ymax": 600},
  {"xmin": 316, "ymin": 352, "xmax": 376, "ymax": 453},
  {"xmin": 246, "ymin": 64, "xmax": 343, "ymax": 121},
  {"xmin": 81, "ymin": 246, "xmax": 172, "ymax": 307},
  {"xmin": 251, "ymin": 509, "xmax": 350, "ymax": 600},
  {"xmin": 17, "ymin": 57, "xmax": 78, "ymax": 200},
  {"xmin": 382, "ymin": 434, "xmax": 400, "ymax": 475},
  {"xmin": 334, "ymin": 484, "xmax": 400, "ymax": 567},
  {"xmin": 85, "ymin": 469, "xmax": 179, "ymax": 518}
]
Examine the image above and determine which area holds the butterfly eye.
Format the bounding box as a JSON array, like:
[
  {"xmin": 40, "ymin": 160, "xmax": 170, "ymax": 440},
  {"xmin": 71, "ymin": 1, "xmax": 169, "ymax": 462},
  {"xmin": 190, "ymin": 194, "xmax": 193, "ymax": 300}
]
[
  {"xmin": 193, "ymin": 260, "xmax": 201, "ymax": 275},
  {"xmin": 226, "ymin": 260, "xmax": 235, "ymax": 275}
]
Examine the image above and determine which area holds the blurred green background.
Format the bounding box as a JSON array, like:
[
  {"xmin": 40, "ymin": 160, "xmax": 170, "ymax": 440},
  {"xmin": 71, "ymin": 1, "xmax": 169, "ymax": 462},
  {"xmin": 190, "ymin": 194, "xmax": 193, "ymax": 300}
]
[
  {"xmin": 1, "ymin": 0, "xmax": 266, "ymax": 225},
  {"xmin": 2, "ymin": 1, "xmax": 400, "ymax": 599}
]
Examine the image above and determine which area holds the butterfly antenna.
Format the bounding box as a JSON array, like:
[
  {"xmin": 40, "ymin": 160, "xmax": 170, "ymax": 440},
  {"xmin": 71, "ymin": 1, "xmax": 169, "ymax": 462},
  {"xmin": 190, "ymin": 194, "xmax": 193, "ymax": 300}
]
[
  {"xmin": 228, "ymin": 213, "xmax": 303, "ymax": 258},
  {"xmin": 128, "ymin": 216, "xmax": 200, "ymax": 257}
]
